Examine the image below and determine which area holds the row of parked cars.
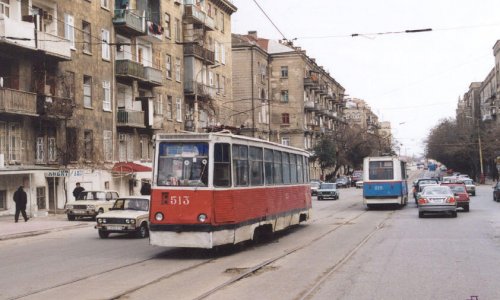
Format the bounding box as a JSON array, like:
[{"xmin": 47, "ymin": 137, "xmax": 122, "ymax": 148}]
[{"xmin": 64, "ymin": 191, "xmax": 150, "ymax": 239}]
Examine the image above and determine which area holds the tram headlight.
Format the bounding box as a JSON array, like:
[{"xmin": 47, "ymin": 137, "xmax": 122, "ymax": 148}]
[
  {"xmin": 155, "ymin": 212, "xmax": 164, "ymax": 221},
  {"xmin": 197, "ymin": 213, "xmax": 207, "ymax": 223}
]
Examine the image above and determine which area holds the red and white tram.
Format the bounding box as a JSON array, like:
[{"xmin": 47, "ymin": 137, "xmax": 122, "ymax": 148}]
[{"xmin": 149, "ymin": 132, "xmax": 312, "ymax": 248}]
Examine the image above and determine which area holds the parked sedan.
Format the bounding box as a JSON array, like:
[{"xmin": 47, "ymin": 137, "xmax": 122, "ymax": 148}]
[
  {"xmin": 335, "ymin": 177, "xmax": 349, "ymax": 188},
  {"xmin": 95, "ymin": 196, "xmax": 150, "ymax": 238},
  {"xmin": 317, "ymin": 183, "xmax": 339, "ymax": 200},
  {"xmin": 494, "ymin": 182, "xmax": 500, "ymax": 202},
  {"xmin": 418, "ymin": 185, "xmax": 457, "ymax": 218}
]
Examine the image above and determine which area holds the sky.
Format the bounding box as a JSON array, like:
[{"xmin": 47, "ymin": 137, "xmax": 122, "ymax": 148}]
[{"xmin": 230, "ymin": 0, "xmax": 500, "ymax": 157}]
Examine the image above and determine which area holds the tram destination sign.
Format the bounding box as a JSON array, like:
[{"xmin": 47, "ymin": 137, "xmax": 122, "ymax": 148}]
[{"xmin": 45, "ymin": 169, "xmax": 83, "ymax": 177}]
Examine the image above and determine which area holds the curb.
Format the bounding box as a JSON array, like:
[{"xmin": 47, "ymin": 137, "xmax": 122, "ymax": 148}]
[{"xmin": 0, "ymin": 223, "xmax": 91, "ymax": 241}]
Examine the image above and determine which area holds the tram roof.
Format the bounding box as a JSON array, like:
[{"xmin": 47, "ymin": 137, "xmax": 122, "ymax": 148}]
[{"xmin": 154, "ymin": 132, "xmax": 310, "ymax": 156}]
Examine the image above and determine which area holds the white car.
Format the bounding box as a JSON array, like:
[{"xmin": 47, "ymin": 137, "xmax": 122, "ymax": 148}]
[
  {"xmin": 65, "ymin": 190, "xmax": 119, "ymax": 220},
  {"xmin": 95, "ymin": 196, "xmax": 150, "ymax": 239}
]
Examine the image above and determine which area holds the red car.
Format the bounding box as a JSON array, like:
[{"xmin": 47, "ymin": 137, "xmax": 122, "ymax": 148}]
[{"xmin": 441, "ymin": 183, "xmax": 470, "ymax": 212}]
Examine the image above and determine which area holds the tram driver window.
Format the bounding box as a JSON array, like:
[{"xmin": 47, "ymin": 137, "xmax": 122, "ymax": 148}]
[{"xmin": 214, "ymin": 143, "xmax": 231, "ymax": 187}]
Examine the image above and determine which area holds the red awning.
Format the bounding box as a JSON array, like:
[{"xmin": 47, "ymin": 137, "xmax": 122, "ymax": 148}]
[{"xmin": 112, "ymin": 162, "xmax": 152, "ymax": 173}]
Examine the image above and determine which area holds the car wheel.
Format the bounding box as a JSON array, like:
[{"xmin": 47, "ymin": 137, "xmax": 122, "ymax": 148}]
[
  {"xmin": 418, "ymin": 211, "xmax": 424, "ymax": 218},
  {"xmin": 451, "ymin": 211, "xmax": 457, "ymax": 218},
  {"xmin": 463, "ymin": 205, "xmax": 470, "ymax": 212},
  {"xmin": 317, "ymin": 197, "xmax": 322, "ymax": 200},
  {"xmin": 98, "ymin": 230, "xmax": 109, "ymax": 239},
  {"xmin": 472, "ymin": 192, "xmax": 476, "ymax": 196},
  {"xmin": 67, "ymin": 214, "xmax": 75, "ymax": 221},
  {"xmin": 137, "ymin": 223, "xmax": 149, "ymax": 238}
]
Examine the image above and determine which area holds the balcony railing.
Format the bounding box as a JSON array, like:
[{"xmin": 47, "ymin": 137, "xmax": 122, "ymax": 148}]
[
  {"xmin": 0, "ymin": 88, "xmax": 38, "ymax": 116},
  {"xmin": 113, "ymin": 9, "xmax": 146, "ymax": 36},
  {"xmin": 36, "ymin": 31, "xmax": 71, "ymax": 60},
  {"xmin": 183, "ymin": 2, "xmax": 215, "ymax": 30},
  {"xmin": 117, "ymin": 109, "xmax": 146, "ymax": 128},
  {"xmin": 183, "ymin": 43, "xmax": 215, "ymax": 65},
  {"xmin": 0, "ymin": 15, "xmax": 36, "ymax": 50},
  {"xmin": 37, "ymin": 95, "xmax": 74, "ymax": 118},
  {"xmin": 304, "ymin": 101, "xmax": 315, "ymax": 110},
  {"xmin": 304, "ymin": 76, "xmax": 319, "ymax": 88},
  {"xmin": 144, "ymin": 66, "xmax": 163, "ymax": 86},
  {"xmin": 116, "ymin": 59, "xmax": 145, "ymax": 80},
  {"xmin": 184, "ymin": 81, "xmax": 216, "ymax": 100}
]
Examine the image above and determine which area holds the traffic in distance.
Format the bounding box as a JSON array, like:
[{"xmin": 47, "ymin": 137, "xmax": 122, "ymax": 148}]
[{"xmin": 60, "ymin": 134, "xmax": 498, "ymax": 248}]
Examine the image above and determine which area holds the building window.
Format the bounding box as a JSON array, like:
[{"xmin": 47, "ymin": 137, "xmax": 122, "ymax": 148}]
[
  {"xmin": 216, "ymin": 74, "xmax": 220, "ymax": 94},
  {"xmin": 166, "ymin": 96, "xmax": 173, "ymax": 119},
  {"xmin": 48, "ymin": 137, "xmax": 57, "ymax": 163},
  {"xmin": 164, "ymin": 13, "xmax": 171, "ymax": 38},
  {"xmin": 175, "ymin": 57, "xmax": 181, "ymax": 82},
  {"xmin": 166, "ymin": 54, "xmax": 172, "ymax": 79},
  {"xmin": 209, "ymin": 71, "xmax": 214, "ymax": 87},
  {"xmin": 221, "ymin": 76, "xmax": 226, "ymax": 95},
  {"xmin": 260, "ymin": 101, "xmax": 269, "ymax": 124},
  {"xmin": 282, "ymin": 113, "xmax": 290, "ymax": 124},
  {"xmin": 83, "ymin": 75, "xmax": 92, "ymax": 108},
  {"xmin": 214, "ymin": 42, "xmax": 220, "ymax": 62},
  {"xmin": 84, "ymin": 130, "xmax": 93, "ymax": 161},
  {"xmin": 101, "ymin": 0, "xmax": 109, "ymax": 9},
  {"xmin": 36, "ymin": 137, "xmax": 45, "ymax": 163},
  {"xmin": 281, "ymin": 66, "xmax": 288, "ymax": 78},
  {"xmin": 0, "ymin": 0, "xmax": 10, "ymax": 17},
  {"xmin": 36, "ymin": 187, "xmax": 46, "ymax": 210},
  {"xmin": 2, "ymin": 122, "xmax": 22, "ymax": 162},
  {"xmin": 140, "ymin": 135, "xmax": 150, "ymax": 160},
  {"xmin": 101, "ymin": 29, "xmax": 110, "ymax": 60},
  {"xmin": 64, "ymin": 14, "xmax": 75, "ymax": 49},
  {"xmin": 220, "ymin": 12, "xmax": 225, "ymax": 33},
  {"xmin": 103, "ymin": 130, "xmax": 112, "ymax": 162},
  {"xmin": 176, "ymin": 98, "xmax": 182, "ymax": 122},
  {"xmin": 66, "ymin": 127, "xmax": 78, "ymax": 162},
  {"xmin": 82, "ymin": 21, "xmax": 92, "ymax": 53},
  {"xmin": 281, "ymin": 137, "xmax": 290, "ymax": 146},
  {"xmin": 281, "ymin": 90, "xmax": 289, "ymax": 103},
  {"xmin": 221, "ymin": 45, "xmax": 226, "ymax": 65},
  {"xmin": 155, "ymin": 94, "xmax": 163, "ymax": 115},
  {"xmin": 0, "ymin": 190, "xmax": 6, "ymax": 210},
  {"xmin": 174, "ymin": 18, "xmax": 181, "ymax": 42},
  {"xmin": 102, "ymin": 80, "xmax": 111, "ymax": 111}
]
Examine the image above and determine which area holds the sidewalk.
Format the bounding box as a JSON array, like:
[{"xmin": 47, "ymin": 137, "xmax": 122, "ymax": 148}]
[{"xmin": 0, "ymin": 213, "xmax": 92, "ymax": 241}]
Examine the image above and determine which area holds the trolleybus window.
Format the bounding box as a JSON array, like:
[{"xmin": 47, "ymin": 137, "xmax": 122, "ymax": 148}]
[
  {"xmin": 233, "ymin": 145, "xmax": 249, "ymax": 186},
  {"xmin": 157, "ymin": 142, "xmax": 209, "ymax": 186},
  {"xmin": 264, "ymin": 149, "xmax": 274, "ymax": 185},
  {"xmin": 274, "ymin": 151, "xmax": 283, "ymax": 184},
  {"xmin": 249, "ymin": 146, "xmax": 264, "ymax": 186},
  {"xmin": 290, "ymin": 154, "xmax": 297, "ymax": 183},
  {"xmin": 369, "ymin": 161, "xmax": 394, "ymax": 180},
  {"xmin": 282, "ymin": 153, "xmax": 291, "ymax": 184},
  {"xmin": 214, "ymin": 143, "xmax": 231, "ymax": 187}
]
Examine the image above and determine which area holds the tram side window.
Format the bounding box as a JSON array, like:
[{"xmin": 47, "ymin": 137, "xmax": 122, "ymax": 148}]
[
  {"xmin": 369, "ymin": 161, "xmax": 394, "ymax": 180},
  {"xmin": 282, "ymin": 152, "xmax": 291, "ymax": 184},
  {"xmin": 214, "ymin": 143, "xmax": 231, "ymax": 187},
  {"xmin": 273, "ymin": 151, "xmax": 283, "ymax": 184},
  {"xmin": 249, "ymin": 146, "xmax": 264, "ymax": 186},
  {"xmin": 264, "ymin": 149, "xmax": 274, "ymax": 185},
  {"xmin": 305, "ymin": 158, "xmax": 310, "ymax": 182},
  {"xmin": 233, "ymin": 145, "xmax": 249, "ymax": 186},
  {"xmin": 290, "ymin": 154, "xmax": 297, "ymax": 183},
  {"xmin": 297, "ymin": 155, "xmax": 304, "ymax": 183}
]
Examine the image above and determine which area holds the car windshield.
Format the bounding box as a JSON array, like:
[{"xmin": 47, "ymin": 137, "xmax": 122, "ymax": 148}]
[
  {"xmin": 462, "ymin": 179, "xmax": 473, "ymax": 185},
  {"xmin": 422, "ymin": 186, "xmax": 452, "ymax": 196},
  {"xmin": 113, "ymin": 199, "xmax": 149, "ymax": 211},
  {"xmin": 320, "ymin": 183, "xmax": 336, "ymax": 189},
  {"xmin": 76, "ymin": 192, "xmax": 106, "ymax": 201},
  {"xmin": 448, "ymin": 186, "xmax": 466, "ymax": 193},
  {"xmin": 310, "ymin": 182, "xmax": 320, "ymax": 188},
  {"xmin": 419, "ymin": 179, "xmax": 438, "ymax": 185}
]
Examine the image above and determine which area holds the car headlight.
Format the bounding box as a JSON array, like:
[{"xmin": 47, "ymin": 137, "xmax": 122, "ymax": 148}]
[
  {"xmin": 155, "ymin": 212, "xmax": 164, "ymax": 221},
  {"xmin": 198, "ymin": 213, "xmax": 207, "ymax": 223},
  {"xmin": 97, "ymin": 218, "xmax": 103, "ymax": 224},
  {"xmin": 102, "ymin": 219, "xmax": 107, "ymax": 223},
  {"xmin": 87, "ymin": 205, "xmax": 95, "ymax": 210},
  {"xmin": 130, "ymin": 219, "xmax": 136, "ymax": 224}
]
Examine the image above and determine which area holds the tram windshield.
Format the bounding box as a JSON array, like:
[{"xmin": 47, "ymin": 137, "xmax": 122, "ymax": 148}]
[{"xmin": 157, "ymin": 142, "xmax": 209, "ymax": 187}]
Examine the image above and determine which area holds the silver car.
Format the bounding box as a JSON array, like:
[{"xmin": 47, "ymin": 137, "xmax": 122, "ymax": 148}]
[
  {"xmin": 317, "ymin": 183, "xmax": 339, "ymax": 200},
  {"xmin": 460, "ymin": 179, "xmax": 476, "ymax": 196},
  {"xmin": 418, "ymin": 185, "xmax": 457, "ymax": 218}
]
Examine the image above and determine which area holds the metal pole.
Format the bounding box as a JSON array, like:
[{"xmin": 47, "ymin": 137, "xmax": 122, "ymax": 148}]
[
  {"xmin": 478, "ymin": 123, "xmax": 484, "ymax": 179},
  {"xmin": 53, "ymin": 179, "xmax": 56, "ymax": 215}
]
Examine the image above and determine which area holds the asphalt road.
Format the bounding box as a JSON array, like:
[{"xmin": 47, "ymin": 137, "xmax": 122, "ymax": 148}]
[{"xmin": 1, "ymin": 180, "xmax": 499, "ymax": 300}]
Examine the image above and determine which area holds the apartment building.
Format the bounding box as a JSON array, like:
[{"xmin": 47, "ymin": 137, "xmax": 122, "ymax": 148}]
[
  {"xmin": 0, "ymin": 0, "xmax": 236, "ymax": 217},
  {"xmin": 232, "ymin": 31, "xmax": 346, "ymax": 150}
]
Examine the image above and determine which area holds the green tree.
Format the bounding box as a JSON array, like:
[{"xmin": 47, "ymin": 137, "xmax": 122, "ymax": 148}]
[{"xmin": 309, "ymin": 136, "xmax": 337, "ymax": 179}]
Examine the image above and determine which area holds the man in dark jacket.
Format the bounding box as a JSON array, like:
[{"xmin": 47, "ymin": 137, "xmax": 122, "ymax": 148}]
[
  {"xmin": 73, "ymin": 182, "xmax": 85, "ymax": 200},
  {"xmin": 13, "ymin": 186, "xmax": 28, "ymax": 222}
]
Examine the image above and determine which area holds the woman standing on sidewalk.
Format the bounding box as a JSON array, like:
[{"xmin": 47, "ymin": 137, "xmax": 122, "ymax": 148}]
[{"xmin": 13, "ymin": 186, "xmax": 28, "ymax": 223}]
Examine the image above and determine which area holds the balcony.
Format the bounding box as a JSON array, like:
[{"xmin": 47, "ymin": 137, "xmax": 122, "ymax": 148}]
[
  {"xmin": 144, "ymin": 66, "xmax": 163, "ymax": 86},
  {"xmin": 37, "ymin": 95, "xmax": 74, "ymax": 119},
  {"xmin": 116, "ymin": 59, "xmax": 145, "ymax": 81},
  {"xmin": 0, "ymin": 88, "xmax": 38, "ymax": 116},
  {"xmin": 304, "ymin": 101, "xmax": 315, "ymax": 110},
  {"xmin": 183, "ymin": 1, "xmax": 215, "ymax": 30},
  {"xmin": 183, "ymin": 43, "xmax": 215, "ymax": 65},
  {"xmin": 36, "ymin": 31, "xmax": 71, "ymax": 60},
  {"xmin": 184, "ymin": 81, "xmax": 216, "ymax": 101},
  {"xmin": 113, "ymin": 9, "xmax": 146, "ymax": 36},
  {"xmin": 117, "ymin": 109, "xmax": 146, "ymax": 128},
  {"xmin": 144, "ymin": 21, "xmax": 164, "ymax": 42},
  {"xmin": 0, "ymin": 15, "xmax": 36, "ymax": 51},
  {"xmin": 304, "ymin": 76, "xmax": 319, "ymax": 88}
]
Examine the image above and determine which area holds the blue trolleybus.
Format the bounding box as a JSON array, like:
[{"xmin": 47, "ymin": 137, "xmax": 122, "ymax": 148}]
[{"xmin": 362, "ymin": 156, "xmax": 408, "ymax": 208}]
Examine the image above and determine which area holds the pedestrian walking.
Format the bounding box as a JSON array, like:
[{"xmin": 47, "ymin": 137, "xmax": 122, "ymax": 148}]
[
  {"xmin": 13, "ymin": 186, "xmax": 28, "ymax": 222},
  {"xmin": 140, "ymin": 180, "xmax": 151, "ymax": 195},
  {"xmin": 73, "ymin": 182, "xmax": 85, "ymax": 200}
]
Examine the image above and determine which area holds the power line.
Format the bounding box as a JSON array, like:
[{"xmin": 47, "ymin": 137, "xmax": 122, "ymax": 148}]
[{"xmin": 251, "ymin": 0, "xmax": 288, "ymax": 41}]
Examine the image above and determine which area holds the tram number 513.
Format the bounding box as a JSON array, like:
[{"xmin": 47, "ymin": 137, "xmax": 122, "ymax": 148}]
[{"xmin": 170, "ymin": 196, "xmax": 190, "ymax": 205}]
